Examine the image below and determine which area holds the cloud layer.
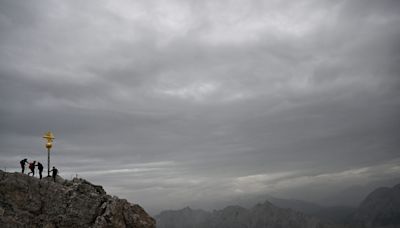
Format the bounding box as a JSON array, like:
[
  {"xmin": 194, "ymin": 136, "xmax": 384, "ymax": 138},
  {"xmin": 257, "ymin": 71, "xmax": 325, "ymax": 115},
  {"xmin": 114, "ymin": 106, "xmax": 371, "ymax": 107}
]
[{"xmin": 1, "ymin": 0, "xmax": 399, "ymax": 214}]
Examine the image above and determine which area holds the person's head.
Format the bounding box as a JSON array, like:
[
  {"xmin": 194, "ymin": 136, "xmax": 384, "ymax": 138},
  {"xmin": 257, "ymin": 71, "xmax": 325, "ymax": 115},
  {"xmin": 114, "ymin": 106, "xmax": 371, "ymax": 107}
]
[
  {"xmin": 53, "ymin": 166, "xmax": 55, "ymax": 169},
  {"xmin": 24, "ymin": 158, "xmax": 27, "ymax": 161},
  {"xmin": 33, "ymin": 161, "xmax": 36, "ymax": 163}
]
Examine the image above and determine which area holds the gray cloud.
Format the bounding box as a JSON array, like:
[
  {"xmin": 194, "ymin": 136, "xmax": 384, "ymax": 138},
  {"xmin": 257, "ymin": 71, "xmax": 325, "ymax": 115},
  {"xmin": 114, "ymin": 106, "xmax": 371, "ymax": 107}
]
[{"xmin": 1, "ymin": 0, "xmax": 399, "ymax": 214}]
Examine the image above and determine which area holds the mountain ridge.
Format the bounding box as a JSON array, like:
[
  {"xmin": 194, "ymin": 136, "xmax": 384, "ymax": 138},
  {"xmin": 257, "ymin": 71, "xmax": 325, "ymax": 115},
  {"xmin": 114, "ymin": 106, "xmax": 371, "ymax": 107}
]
[
  {"xmin": 156, "ymin": 182, "xmax": 400, "ymax": 228},
  {"xmin": 353, "ymin": 183, "xmax": 400, "ymax": 228},
  {"xmin": 156, "ymin": 200, "xmax": 340, "ymax": 228}
]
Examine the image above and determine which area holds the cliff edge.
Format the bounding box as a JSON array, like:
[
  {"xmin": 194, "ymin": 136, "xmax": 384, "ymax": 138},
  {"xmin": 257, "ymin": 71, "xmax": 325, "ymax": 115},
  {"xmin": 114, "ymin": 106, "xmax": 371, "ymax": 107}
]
[{"xmin": 0, "ymin": 170, "xmax": 155, "ymax": 228}]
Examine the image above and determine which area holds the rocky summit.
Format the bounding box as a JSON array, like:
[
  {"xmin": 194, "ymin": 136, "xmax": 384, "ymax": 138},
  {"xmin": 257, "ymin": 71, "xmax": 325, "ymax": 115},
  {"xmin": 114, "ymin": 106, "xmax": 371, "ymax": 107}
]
[{"xmin": 0, "ymin": 170, "xmax": 155, "ymax": 228}]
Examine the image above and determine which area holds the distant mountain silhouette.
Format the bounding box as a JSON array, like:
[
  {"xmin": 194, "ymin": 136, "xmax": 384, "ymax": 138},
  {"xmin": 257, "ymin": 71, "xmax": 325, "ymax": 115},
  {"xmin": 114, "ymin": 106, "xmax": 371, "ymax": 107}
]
[
  {"xmin": 264, "ymin": 195, "xmax": 324, "ymax": 215},
  {"xmin": 156, "ymin": 201, "xmax": 340, "ymax": 228},
  {"xmin": 156, "ymin": 207, "xmax": 210, "ymax": 228},
  {"xmin": 321, "ymin": 178, "xmax": 400, "ymax": 207},
  {"xmin": 258, "ymin": 196, "xmax": 356, "ymax": 225},
  {"xmin": 352, "ymin": 183, "xmax": 400, "ymax": 228},
  {"xmin": 157, "ymin": 182, "xmax": 400, "ymax": 228}
]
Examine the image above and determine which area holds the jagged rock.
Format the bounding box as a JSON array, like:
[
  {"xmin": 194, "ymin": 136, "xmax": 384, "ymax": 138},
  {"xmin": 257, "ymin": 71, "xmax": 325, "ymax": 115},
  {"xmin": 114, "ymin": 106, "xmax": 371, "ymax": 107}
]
[{"xmin": 0, "ymin": 170, "xmax": 155, "ymax": 228}]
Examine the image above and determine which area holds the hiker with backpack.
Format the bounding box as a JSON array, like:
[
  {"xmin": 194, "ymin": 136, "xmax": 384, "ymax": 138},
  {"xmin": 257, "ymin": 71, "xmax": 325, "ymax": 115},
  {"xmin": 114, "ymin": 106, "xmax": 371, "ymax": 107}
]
[
  {"xmin": 27, "ymin": 161, "xmax": 36, "ymax": 176},
  {"xmin": 36, "ymin": 162, "xmax": 44, "ymax": 179},
  {"xmin": 20, "ymin": 158, "xmax": 28, "ymax": 174}
]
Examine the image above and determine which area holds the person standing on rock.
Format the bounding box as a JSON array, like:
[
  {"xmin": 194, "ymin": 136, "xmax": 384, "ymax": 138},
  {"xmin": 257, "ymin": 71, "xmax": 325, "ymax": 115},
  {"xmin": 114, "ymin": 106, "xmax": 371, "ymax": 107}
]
[
  {"xmin": 20, "ymin": 158, "xmax": 28, "ymax": 174},
  {"xmin": 28, "ymin": 161, "xmax": 36, "ymax": 176},
  {"xmin": 50, "ymin": 166, "xmax": 58, "ymax": 182},
  {"xmin": 36, "ymin": 162, "xmax": 44, "ymax": 179}
]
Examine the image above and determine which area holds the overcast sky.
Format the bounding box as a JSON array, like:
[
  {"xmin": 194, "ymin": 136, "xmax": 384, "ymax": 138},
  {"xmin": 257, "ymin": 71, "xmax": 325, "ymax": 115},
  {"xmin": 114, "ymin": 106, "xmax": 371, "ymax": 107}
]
[{"xmin": 0, "ymin": 0, "xmax": 399, "ymax": 214}]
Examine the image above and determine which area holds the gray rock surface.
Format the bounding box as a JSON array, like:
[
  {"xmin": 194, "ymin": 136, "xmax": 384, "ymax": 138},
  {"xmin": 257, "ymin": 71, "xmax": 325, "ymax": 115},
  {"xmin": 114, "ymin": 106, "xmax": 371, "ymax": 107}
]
[{"xmin": 0, "ymin": 170, "xmax": 155, "ymax": 228}]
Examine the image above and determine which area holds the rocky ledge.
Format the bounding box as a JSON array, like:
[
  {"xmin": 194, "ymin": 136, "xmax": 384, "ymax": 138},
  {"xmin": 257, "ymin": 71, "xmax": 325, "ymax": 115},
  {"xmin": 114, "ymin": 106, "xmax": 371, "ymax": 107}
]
[{"xmin": 0, "ymin": 170, "xmax": 155, "ymax": 228}]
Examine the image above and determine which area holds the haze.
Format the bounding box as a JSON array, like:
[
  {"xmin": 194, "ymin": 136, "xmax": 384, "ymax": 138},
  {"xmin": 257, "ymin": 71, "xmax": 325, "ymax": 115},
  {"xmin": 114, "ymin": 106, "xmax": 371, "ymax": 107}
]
[{"xmin": 0, "ymin": 0, "xmax": 399, "ymax": 215}]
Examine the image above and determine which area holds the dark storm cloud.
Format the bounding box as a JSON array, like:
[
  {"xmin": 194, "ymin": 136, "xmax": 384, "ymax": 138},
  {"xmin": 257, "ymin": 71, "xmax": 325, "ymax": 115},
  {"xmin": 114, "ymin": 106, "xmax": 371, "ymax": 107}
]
[{"xmin": 1, "ymin": 0, "xmax": 399, "ymax": 214}]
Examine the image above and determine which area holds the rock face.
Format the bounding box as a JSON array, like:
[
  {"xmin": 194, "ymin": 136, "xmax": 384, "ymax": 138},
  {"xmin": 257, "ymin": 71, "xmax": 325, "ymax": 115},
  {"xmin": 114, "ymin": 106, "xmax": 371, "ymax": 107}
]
[
  {"xmin": 156, "ymin": 201, "xmax": 341, "ymax": 228},
  {"xmin": 0, "ymin": 170, "xmax": 155, "ymax": 228},
  {"xmin": 352, "ymin": 183, "xmax": 400, "ymax": 228}
]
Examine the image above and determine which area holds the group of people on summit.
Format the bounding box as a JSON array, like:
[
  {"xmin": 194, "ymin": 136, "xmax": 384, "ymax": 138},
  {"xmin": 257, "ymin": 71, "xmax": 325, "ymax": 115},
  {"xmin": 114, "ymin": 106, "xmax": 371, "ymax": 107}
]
[{"xmin": 20, "ymin": 158, "xmax": 58, "ymax": 182}]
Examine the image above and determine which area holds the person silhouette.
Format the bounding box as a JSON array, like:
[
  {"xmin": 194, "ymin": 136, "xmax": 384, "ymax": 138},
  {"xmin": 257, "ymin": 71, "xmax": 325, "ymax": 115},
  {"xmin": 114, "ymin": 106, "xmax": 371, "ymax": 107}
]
[
  {"xmin": 20, "ymin": 158, "xmax": 28, "ymax": 174},
  {"xmin": 50, "ymin": 166, "xmax": 58, "ymax": 182},
  {"xmin": 28, "ymin": 161, "xmax": 36, "ymax": 176},
  {"xmin": 37, "ymin": 162, "xmax": 44, "ymax": 179}
]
